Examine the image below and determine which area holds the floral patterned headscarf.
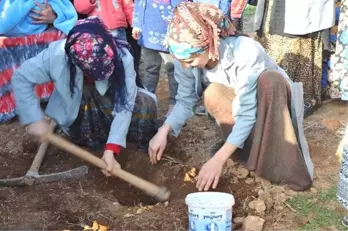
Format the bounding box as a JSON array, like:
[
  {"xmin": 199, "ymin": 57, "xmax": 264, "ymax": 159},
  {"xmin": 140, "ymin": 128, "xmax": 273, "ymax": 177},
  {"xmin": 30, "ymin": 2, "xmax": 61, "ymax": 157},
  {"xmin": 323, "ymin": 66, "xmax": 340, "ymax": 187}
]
[
  {"xmin": 65, "ymin": 17, "xmax": 118, "ymax": 81},
  {"xmin": 65, "ymin": 17, "xmax": 131, "ymax": 112},
  {"xmin": 166, "ymin": 2, "xmax": 236, "ymax": 60}
]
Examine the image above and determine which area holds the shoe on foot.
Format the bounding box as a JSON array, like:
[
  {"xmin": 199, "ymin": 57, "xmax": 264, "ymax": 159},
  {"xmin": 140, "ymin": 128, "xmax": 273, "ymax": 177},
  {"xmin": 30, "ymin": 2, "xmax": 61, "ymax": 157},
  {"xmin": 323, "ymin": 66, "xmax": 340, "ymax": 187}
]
[{"xmin": 195, "ymin": 105, "xmax": 208, "ymax": 116}]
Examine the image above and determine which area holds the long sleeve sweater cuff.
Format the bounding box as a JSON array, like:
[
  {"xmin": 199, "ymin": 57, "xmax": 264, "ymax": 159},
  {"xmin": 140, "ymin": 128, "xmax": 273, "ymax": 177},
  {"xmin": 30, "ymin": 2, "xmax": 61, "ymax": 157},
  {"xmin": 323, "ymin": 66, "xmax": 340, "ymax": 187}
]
[{"xmin": 105, "ymin": 143, "xmax": 121, "ymax": 156}]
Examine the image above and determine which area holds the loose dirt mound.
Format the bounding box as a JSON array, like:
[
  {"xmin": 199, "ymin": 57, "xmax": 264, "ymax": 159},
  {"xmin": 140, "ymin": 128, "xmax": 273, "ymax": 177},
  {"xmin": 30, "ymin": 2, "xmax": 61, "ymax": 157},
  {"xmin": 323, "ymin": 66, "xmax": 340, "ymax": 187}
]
[{"xmin": 0, "ymin": 121, "xmax": 257, "ymax": 230}]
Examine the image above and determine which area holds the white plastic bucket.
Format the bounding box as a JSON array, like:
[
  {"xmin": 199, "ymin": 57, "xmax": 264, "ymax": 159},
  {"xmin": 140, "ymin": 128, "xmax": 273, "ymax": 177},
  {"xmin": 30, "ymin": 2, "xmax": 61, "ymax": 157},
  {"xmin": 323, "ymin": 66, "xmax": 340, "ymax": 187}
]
[{"xmin": 185, "ymin": 192, "xmax": 235, "ymax": 231}]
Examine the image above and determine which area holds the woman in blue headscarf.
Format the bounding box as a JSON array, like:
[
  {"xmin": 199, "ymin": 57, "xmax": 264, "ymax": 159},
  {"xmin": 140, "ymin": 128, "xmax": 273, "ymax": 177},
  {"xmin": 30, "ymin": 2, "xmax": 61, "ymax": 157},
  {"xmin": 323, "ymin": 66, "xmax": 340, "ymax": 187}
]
[{"xmin": 149, "ymin": 2, "xmax": 314, "ymax": 192}]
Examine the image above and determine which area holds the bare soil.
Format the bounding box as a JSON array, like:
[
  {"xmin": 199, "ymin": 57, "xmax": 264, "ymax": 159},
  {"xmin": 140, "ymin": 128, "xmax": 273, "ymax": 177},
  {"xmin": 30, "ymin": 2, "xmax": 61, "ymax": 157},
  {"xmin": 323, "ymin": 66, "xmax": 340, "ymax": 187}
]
[{"xmin": 0, "ymin": 79, "xmax": 347, "ymax": 230}]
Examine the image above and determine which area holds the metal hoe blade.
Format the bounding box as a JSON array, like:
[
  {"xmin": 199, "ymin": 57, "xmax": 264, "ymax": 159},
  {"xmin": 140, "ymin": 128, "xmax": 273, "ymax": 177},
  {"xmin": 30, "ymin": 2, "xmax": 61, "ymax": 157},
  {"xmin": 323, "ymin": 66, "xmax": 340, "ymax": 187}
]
[{"xmin": 0, "ymin": 165, "xmax": 89, "ymax": 187}]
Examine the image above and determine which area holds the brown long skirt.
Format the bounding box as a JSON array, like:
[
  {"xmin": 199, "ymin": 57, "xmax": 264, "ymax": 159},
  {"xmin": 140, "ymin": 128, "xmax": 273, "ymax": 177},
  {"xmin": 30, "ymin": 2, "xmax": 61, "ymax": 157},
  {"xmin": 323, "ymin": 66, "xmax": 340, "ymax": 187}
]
[{"xmin": 203, "ymin": 71, "xmax": 313, "ymax": 191}]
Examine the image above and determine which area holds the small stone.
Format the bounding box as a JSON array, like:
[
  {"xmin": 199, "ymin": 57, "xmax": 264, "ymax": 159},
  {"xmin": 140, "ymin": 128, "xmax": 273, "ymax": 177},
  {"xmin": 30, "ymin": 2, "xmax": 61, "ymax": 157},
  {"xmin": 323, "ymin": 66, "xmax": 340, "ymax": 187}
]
[
  {"xmin": 124, "ymin": 213, "xmax": 134, "ymax": 218},
  {"xmin": 245, "ymin": 178, "xmax": 255, "ymax": 184},
  {"xmin": 257, "ymin": 189, "xmax": 264, "ymax": 197},
  {"xmin": 255, "ymin": 177, "xmax": 271, "ymax": 187},
  {"xmin": 249, "ymin": 171, "xmax": 257, "ymax": 177},
  {"xmin": 164, "ymin": 201, "xmax": 169, "ymax": 207},
  {"xmin": 233, "ymin": 217, "xmax": 245, "ymax": 224},
  {"xmin": 273, "ymin": 193, "xmax": 288, "ymax": 205},
  {"xmin": 232, "ymin": 167, "xmax": 249, "ymax": 179},
  {"xmin": 226, "ymin": 159, "xmax": 236, "ymax": 168},
  {"xmin": 136, "ymin": 208, "xmax": 143, "ymax": 214},
  {"xmin": 241, "ymin": 216, "xmax": 265, "ymax": 231},
  {"xmin": 248, "ymin": 200, "xmax": 266, "ymax": 214},
  {"xmin": 310, "ymin": 187, "xmax": 318, "ymax": 194},
  {"xmin": 230, "ymin": 176, "xmax": 239, "ymax": 184},
  {"xmin": 274, "ymin": 205, "xmax": 284, "ymax": 211},
  {"xmin": 253, "ymin": 186, "xmax": 262, "ymax": 193}
]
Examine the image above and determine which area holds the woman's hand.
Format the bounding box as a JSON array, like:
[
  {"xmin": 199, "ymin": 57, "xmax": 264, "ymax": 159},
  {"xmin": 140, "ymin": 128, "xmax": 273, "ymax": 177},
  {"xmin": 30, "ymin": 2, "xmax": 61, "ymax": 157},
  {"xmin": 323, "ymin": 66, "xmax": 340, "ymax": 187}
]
[
  {"xmin": 102, "ymin": 150, "xmax": 121, "ymax": 176},
  {"xmin": 132, "ymin": 27, "xmax": 141, "ymax": 40},
  {"xmin": 148, "ymin": 124, "xmax": 171, "ymax": 164},
  {"xmin": 31, "ymin": 1, "xmax": 57, "ymax": 24},
  {"xmin": 196, "ymin": 142, "xmax": 237, "ymax": 191},
  {"xmin": 27, "ymin": 119, "xmax": 51, "ymax": 138},
  {"xmin": 196, "ymin": 156, "xmax": 224, "ymax": 191}
]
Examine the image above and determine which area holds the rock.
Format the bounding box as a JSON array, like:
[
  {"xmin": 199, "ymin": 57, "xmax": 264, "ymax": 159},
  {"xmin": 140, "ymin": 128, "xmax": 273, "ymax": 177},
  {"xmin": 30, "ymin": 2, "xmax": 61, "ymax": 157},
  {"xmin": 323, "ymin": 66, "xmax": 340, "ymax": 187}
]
[
  {"xmin": 257, "ymin": 190, "xmax": 264, "ymax": 197},
  {"xmin": 226, "ymin": 159, "xmax": 236, "ymax": 168},
  {"xmin": 255, "ymin": 177, "xmax": 271, "ymax": 187},
  {"xmin": 322, "ymin": 119, "xmax": 341, "ymax": 131},
  {"xmin": 230, "ymin": 176, "xmax": 239, "ymax": 184},
  {"xmin": 241, "ymin": 216, "xmax": 265, "ymax": 231},
  {"xmin": 245, "ymin": 178, "xmax": 255, "ymax": 184},
  {"xmin": 248, "ymin": 200, "xmax": 266, "ymax": 214},
  {"xmin": 310, "ymin": 187, "xmax": 318, "ymax": 194},
  {"xmin": 124, "ymin": 213, "xmax": 134, "ymax": 218},
  {"xmin": 164, "ymin": 201, "xmax": 169, "ymax": 207},
  {"xmin": 253, "ymin": 186, "xmax": 263, "ymax": 193},
  {"xmin": 273, "ymin": 193, "xmax": 288, "ymax": 206},
  {"xmin": 136, "ymin": 208, "xmax": 143, "ymax": 214},
  {"xmin": 232, "ymin": 167, "xmax": 249, "ymax": 179},
  {"xmin": 249, "ymin": 171, "xmax": 257, "ymax": 177},
  {"xmin": 274, "ymin": 205, "xmax": 284, "ymax": 211},
  {"xmin": 233, "ymin": 217, "xmax": 245, "ymax": 224},
  {"xmin": 258, "ymin": 190, "xmax": 274, "ymax": 210}
]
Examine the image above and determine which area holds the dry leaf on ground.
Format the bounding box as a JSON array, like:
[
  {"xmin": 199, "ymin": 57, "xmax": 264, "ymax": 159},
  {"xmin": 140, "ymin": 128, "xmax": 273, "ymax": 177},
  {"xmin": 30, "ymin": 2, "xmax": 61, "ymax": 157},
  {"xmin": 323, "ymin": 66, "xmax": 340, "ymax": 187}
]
[
  {"xmin": 184, "ymin": 168, "xmax": 197, "ymax": 182},
  {"xmin": 84, "ymin": 221, "xmax": 108, "ymax": 231}
]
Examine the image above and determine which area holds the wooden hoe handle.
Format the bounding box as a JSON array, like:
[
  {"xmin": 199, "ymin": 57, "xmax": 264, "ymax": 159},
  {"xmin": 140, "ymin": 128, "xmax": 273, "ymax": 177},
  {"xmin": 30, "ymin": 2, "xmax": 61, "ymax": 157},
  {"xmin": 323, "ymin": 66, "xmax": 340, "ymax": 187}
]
[{"xmin": 43, "ymin": 133, "xmax": 170, "ymax": 201}]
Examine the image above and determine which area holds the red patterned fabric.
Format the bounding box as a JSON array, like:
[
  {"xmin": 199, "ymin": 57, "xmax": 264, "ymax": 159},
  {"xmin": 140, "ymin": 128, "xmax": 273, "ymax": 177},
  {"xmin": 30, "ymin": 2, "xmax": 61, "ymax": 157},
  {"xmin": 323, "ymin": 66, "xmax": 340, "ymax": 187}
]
[{"xmin": 0, "ymin": 29, "xmax": 65, "ymax": 123}]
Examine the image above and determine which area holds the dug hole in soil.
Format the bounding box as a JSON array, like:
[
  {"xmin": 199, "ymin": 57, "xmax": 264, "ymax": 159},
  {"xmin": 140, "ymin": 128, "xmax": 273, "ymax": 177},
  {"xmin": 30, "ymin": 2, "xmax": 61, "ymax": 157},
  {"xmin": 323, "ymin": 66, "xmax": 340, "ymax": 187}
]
[{"xmin": 0, "ymin": 117, "xmax": 258, "ymax": 230}]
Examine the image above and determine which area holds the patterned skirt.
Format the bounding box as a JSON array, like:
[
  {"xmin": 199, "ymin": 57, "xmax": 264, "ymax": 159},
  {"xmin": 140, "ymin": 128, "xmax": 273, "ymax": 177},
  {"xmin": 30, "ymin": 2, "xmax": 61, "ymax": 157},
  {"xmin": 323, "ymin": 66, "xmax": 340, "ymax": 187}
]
[
  {"xmin": 337, "ymin": 144, "xmax": 348, "ymax": 210},
  {"xmin": 68, "ymin": 85, "xmax": 158, "ymax": 152},
  {"xmin": 257, "ymin": 0, "xmax": 323, "ymax": 117},
  {"xmin": 330, "ymin": 1, "xmax": 348, "ymax": 101}
]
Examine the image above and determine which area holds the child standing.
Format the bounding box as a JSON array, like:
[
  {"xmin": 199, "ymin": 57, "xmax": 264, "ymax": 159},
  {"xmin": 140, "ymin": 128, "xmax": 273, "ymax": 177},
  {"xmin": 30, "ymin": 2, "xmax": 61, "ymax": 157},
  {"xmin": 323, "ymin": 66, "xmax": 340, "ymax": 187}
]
[
  {"xmin": 74, "ymin": 0, "xmax": 134, "ymax": 41},
  {"xmin": 132, "ymin": 0, "xmax": 182, "ymax": 117}
]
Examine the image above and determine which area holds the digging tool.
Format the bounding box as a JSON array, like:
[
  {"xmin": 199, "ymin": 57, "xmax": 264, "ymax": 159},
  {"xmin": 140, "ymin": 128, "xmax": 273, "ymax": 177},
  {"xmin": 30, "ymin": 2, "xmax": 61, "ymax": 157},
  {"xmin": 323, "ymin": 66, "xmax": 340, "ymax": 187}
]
[
  {"xmin": 0, "ymin": 120, "xmax": 88, "ymax": 186},
  {"xmin": 43, "ymin": 132, "xmax": 171, "ymax": 202}
]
